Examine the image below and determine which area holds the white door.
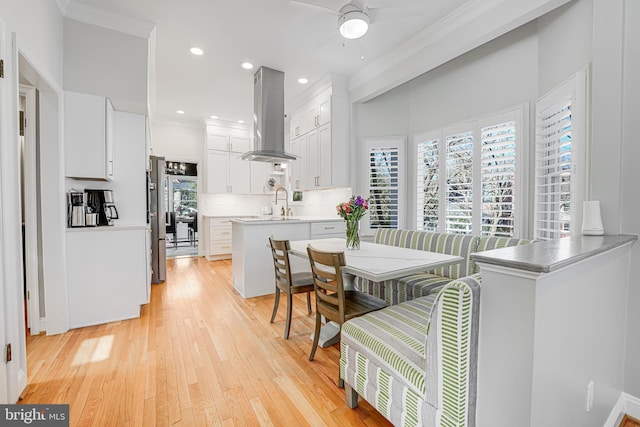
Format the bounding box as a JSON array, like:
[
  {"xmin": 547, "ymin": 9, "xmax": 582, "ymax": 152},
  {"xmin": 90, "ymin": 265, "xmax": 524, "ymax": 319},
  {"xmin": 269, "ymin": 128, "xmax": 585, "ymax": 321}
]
[{"xmin": 0, "ymin": 18, "xmax": 27, "ymax": 404}]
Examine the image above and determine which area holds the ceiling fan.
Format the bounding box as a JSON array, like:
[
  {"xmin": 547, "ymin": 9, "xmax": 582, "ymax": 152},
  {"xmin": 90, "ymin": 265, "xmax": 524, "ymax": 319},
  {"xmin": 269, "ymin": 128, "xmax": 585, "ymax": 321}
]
[{"xmin": 290, "ymin": 0, "xmax": 425, "ymax": 41}]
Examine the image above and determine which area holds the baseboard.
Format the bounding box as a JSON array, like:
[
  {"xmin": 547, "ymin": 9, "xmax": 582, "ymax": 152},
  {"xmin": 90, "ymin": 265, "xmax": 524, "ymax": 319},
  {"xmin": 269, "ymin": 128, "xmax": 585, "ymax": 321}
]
[{"xmin": 605, "ymin": 392, "xmax": 640, "ymax": 427}]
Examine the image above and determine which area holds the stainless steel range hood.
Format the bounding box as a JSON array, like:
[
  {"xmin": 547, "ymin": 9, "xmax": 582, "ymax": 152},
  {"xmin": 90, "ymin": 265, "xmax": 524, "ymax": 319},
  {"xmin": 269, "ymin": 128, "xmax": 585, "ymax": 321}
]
[{"xmin": 241, "ymin": 66, "xmax": 297, "ymax": 163}]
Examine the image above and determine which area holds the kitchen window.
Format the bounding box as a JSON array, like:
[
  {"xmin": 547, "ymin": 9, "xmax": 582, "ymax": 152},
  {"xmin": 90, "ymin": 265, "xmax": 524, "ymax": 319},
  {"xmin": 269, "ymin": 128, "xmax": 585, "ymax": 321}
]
[
  {"xmin": 533, "ymin": 70, "xmax": 588, "ymax": 241},
  {"xmin": 362, "ymin": 136, "xmax": 406, "ymax": 235},
  {"xmin": 415, "ymin": 107, "xmax": 526, "ymax": 237}
]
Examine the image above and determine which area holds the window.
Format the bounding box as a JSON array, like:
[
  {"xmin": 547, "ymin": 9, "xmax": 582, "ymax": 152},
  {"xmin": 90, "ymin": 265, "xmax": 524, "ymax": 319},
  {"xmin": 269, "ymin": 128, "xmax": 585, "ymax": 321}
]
[
  {"xmin": 415, "ymin": 108, "xmax": 524, "ymax": 237},
  {"xmin": 416, "ymin": 137, "xmax": 439, "ymax": 231},
  {"xmin": 533, "ymin": 71, "xmax": 588, "ymax": 241},
  {"xmin": 445, "ymin": 131, "xmax": 474, "ymax": 234},
  {"xmin": 363, "ymin": 136, "xmax": 406, "ymax": 234},
  {"xmin": 481, "ymin": 121, "xmax": 517, "ymax": 237}
]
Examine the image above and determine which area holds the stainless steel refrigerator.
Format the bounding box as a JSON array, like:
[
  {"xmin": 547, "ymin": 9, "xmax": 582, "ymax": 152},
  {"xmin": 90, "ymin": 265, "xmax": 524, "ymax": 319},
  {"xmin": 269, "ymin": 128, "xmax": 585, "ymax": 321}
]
[{"xmin": 149, "ymin": 155, "xmax": 166, "ymax": 283}]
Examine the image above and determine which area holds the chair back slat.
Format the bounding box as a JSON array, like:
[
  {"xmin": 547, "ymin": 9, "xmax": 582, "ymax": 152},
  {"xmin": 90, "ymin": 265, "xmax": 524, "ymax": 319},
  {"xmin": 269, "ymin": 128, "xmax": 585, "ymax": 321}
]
[
  {"xmin": 307, "ymin": 246, "xmax": 348, "ymax": 323},
  {"xmin": 270, "ymin": 238, "xmax": 293, "ymax": 291}
]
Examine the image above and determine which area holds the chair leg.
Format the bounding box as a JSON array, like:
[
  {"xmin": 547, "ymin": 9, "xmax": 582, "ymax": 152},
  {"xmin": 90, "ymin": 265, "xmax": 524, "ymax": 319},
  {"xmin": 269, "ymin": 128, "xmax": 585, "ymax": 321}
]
[
  {"xmin": 284, "ymin": 293, "xmax": 293, "ymax": 339},
  {"xmin": 270, "ymin": 288, "xmax": 280, "ymax": 323},
  {"xmin": 309, "ymin": 313, "xmax": 322, "ymax": 361},
  {"xmin": 306, "ymin": 292, "xmax": 312, "ymax": 314}
]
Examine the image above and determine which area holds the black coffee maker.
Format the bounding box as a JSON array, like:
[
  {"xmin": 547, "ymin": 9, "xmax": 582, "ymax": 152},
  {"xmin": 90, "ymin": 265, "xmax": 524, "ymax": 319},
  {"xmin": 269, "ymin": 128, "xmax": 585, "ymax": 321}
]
[{"xmin": 85, "ymin": 189, "xmax": 119, "ymax": 226}]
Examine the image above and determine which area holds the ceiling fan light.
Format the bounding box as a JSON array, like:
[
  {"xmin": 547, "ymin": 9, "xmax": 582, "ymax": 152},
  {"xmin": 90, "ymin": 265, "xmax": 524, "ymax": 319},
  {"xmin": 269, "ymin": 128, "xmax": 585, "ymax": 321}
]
[{"xmin": 338, "ymin": 9, "xmax": 369, "ymax": 39}]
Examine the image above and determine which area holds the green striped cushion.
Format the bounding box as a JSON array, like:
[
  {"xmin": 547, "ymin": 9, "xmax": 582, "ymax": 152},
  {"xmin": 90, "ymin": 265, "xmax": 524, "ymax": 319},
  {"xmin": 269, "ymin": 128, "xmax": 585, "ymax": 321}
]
[
  {"xmin": 374, "ymin": 229, "xmax": 479, "ymax": 279},
  {"xmin": 341, "ymin": 275, "xmax": 481, "ymax": 427},
  {"xmin": 354, "ymin": 274, "xmax": 450, "ymax": 305},
  {"xmin": 341, "ymin": 295, "xmax": 437, "ymax": 396}
]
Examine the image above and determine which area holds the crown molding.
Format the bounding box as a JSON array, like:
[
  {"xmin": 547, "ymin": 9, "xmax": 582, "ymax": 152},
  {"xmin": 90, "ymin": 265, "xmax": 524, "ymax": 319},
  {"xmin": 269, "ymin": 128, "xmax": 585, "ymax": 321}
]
[
  {"xmin": 62, "ymin": 0, "xmax": 155, "ymax": 39},
  {"xmin": 349, "ymin": 0, "xmax": 571, "ymax": 104}
]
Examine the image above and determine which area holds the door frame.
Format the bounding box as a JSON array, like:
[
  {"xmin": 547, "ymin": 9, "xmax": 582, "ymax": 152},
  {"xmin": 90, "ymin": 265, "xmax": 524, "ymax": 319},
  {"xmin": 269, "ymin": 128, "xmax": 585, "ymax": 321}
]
[
  {"xmin": 20, "ymin": 84, "xmax": 42, "ymax": 335},
  {"xmin": 0, "ymin": 18, "xmax": 27, "ymax": 404}
]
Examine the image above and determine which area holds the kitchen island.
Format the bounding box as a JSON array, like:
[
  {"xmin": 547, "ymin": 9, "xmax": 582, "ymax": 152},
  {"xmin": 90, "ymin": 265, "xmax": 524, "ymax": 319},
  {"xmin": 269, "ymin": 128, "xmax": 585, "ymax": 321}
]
[{"xmin": 231, "ymin": 216, "xmax": 345, "ymax": 298}]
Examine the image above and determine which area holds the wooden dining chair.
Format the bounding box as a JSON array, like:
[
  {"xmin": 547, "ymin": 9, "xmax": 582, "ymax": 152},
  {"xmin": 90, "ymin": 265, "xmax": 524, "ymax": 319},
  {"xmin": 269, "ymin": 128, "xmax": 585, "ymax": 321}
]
[
  {"xmin": 306, "ymin": 245, "xmax": 387, "ymax": 374},
  {"xmin": 269, "ymin": 238, "xmax": 315, "ymax": 339}
]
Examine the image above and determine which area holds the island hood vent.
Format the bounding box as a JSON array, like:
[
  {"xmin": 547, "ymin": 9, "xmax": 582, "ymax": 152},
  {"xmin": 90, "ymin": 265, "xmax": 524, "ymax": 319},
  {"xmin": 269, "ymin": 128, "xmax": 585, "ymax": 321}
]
[{"xmin": 241, "ymin": 66, "xmax": 297, "ymax": 163}]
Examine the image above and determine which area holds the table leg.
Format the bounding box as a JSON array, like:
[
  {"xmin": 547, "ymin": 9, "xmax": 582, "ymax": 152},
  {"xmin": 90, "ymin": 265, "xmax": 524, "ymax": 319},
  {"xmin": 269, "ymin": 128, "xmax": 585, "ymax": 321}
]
[{"xmin": 310, "ymin": 271, "xmax": 356, "ymax": 348}]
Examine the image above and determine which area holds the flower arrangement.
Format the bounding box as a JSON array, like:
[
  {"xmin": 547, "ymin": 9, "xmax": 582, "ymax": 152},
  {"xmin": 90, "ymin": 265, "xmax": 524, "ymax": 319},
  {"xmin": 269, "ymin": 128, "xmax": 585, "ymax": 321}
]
[{"xmin": 336, "ymin": 196, "xmax": 369, "ymax": 249}]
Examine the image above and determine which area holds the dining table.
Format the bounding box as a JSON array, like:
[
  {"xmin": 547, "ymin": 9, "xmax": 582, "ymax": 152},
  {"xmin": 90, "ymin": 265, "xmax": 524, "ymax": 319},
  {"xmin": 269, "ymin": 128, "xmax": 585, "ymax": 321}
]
[{"xmin": 288, "ymin": 237, "xmax": 463, "ymax": 347}]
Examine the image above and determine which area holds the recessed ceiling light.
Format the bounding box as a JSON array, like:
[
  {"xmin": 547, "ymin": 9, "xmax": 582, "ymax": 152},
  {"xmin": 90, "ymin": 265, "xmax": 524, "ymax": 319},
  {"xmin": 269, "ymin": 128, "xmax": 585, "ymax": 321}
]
[
  {"xmin": 210, "ymin": 115, "xmax": 219, "ymax": 119},
  {"xmin": 190, "ymin": 47, "xmax": 204, "ymax": 56},
  {"xmin": 176, "ymin": 110, "xmax": 185, "ymax": 114},
  {"xmin": 241, "ymin": 62, "xmax": 254, "ymax": 70},
  {"xmin": 298, "ymin": 78, "xmax": 309, "ymax": 84},
  {"xmin": 238, "ymin": 120, "xmax": 245, "ymax": 124}
]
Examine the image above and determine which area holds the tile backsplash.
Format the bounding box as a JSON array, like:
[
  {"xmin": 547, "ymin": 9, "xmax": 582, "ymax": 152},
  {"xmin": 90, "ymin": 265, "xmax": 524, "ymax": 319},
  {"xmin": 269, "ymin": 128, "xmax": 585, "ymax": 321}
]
[{"xmin": 199, "ymin": 187, "xmax": 352, "ymax": 218}]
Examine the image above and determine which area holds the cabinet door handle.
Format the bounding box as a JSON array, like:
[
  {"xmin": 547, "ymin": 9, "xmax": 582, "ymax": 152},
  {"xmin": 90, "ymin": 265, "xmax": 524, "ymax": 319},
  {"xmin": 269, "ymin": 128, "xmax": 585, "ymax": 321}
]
[{"xmin": 324, "ymin": 226, "xmax": 335, "ymax": 230}]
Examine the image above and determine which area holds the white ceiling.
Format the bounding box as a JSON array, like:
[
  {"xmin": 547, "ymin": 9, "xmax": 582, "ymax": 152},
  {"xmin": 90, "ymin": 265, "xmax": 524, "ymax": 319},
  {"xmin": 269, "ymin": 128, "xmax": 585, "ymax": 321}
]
[{"xmin": 71, "ymin": 0, "xmax": 471, "ymax": 125}]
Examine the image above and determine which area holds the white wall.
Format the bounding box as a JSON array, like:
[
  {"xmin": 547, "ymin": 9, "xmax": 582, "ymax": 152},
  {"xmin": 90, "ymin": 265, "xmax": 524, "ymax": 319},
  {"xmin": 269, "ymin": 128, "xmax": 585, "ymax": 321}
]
[
  {"xmin": 356, "ymin": 21, "xmax": 539, "ymax": 234},
  {"xmin": 0, "ymin": 0, "xmax": 64, "ymax": 85},
  {"xmin": 0, "ymin": 2, "xmax": 68, "ymax": 337},
  {"xmin": 63, "ymin": 18, "xmax": 148, "ymax": 114},
  {"xmin": 150, "ymin": 120, "xmax": 204, "ymax": 164},
  {"xmin": 621, "ymin": 0, "xmax": 640, "ymax": 397}
]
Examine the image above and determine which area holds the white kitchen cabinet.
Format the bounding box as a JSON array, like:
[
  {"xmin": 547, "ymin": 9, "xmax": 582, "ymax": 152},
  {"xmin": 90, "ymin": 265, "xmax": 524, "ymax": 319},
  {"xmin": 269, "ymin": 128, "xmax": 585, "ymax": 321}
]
[
  {"xmin": 206, "ymin": 149, "xmax": 250, "ymax": 194},
  {"xmin": 286, "ymin": 78, "xmax": 349, "ymax": 190},
  {"xmin": 65, "ymin": 91, "xmax": 115, "ymax": 180},
  {"xmin": 66, "ymin": 227, "xmax": 148, "ymax": 328},
  {"xmin": 289, "ymin": 123, "xmax": 332, "ymax": 190},
  {"xmin": 310, "ymin": 221, "xmax": 346, "ymax": 238},
  {"xmin": 250, "ymin": 162, "xmax": 270, "ymax": 194},
  {"xmin": 290, "ymin": 135, "xmax": 306, "ymax": 191},
  {"xmin": 205, "ymin": 217, "xmax": 234, "ymax": 260},
  {"xmin": 207, "ymin": 132, "xmax": 251, "ymax": 152},
  {"xmin": 289, "ymin": 94, "xmax": 331, "ymax": 138},
  {"xmin": 205, "ymin": 125, "xmax": 252, "ymax": 194}
]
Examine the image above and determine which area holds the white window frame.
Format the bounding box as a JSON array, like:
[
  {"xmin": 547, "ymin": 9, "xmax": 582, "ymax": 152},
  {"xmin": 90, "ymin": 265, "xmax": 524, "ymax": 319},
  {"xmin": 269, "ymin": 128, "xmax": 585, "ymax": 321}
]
[
  {"xmin": 361, "ymin": 136, "xmax": 406, "ymax": 236},
  {"xmin": 414, "ymin": 106, "xmax": 527, "ymax": 237},
  {"xmin": 533, "ymin": 69, "xmax": 588, "ymax": 240}
]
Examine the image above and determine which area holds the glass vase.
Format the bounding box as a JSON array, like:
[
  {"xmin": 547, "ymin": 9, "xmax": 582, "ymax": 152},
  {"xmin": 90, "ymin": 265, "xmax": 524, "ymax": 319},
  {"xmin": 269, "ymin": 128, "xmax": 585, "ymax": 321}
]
[{"xmin": 345, "ymin": 219, "xmax": 361, "ymax": 250}]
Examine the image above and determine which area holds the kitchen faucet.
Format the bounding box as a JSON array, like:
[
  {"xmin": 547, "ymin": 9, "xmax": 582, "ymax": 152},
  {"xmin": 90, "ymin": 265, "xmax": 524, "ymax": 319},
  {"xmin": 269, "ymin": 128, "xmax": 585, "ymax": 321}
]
[{"xmin": 275, "ymin": 187, "xmax": 289, "ymax": 216}]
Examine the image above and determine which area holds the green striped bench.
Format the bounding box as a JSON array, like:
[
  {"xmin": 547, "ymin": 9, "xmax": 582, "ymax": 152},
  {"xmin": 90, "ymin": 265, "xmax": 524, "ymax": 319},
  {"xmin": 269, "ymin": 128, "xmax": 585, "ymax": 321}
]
[
  {"xmin": 354, "ymin": 230, "xmax": 530, "ymax": 305},
  {"xmin": 341, "ymin": 274, "xmax": 481, "ymax": 426}
]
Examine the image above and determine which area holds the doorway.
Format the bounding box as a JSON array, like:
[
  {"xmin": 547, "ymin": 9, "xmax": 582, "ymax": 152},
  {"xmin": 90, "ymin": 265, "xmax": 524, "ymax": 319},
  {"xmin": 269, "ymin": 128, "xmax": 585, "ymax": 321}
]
[
  {"xmin": 19, "ymin": 85, "xmax": 44, "ymax": 337},
  {"xmin": 165, "ymin": 161, "xmax": 198, "ymax": 258}
]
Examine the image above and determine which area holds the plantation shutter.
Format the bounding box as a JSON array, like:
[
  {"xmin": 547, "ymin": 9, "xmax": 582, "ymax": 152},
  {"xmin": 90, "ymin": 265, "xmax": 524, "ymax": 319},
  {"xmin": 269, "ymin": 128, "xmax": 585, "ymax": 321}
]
[
  {"xmin": 445, "ymin": 131, "xmax": 473, "ymax": 234},
  {"xmin": 363, "ymin": 136, "xmax": 406, "ymax": 234},
  {"xmin": 534, "ymin": 88, "xmax": 576, "ymax": 240},
  {"xmin": 416, "ymin": 137, "xmax": 440, "ymax": 231},
  {"xmin": 480, "ymin": 121, "xmax": 516, "ymax": 237}
]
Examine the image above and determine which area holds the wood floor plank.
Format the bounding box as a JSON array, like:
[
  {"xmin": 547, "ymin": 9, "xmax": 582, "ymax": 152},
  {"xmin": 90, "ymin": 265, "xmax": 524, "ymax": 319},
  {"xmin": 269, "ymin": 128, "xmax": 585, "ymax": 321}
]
[{"xmin": 21, "ymin": 257, "xmax": 392, "ymax": 426}]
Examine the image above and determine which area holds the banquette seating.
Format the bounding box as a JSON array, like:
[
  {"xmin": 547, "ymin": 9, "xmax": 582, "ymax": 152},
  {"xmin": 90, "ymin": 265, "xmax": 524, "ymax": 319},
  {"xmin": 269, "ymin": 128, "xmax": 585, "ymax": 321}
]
[{"xmin": 340, "ymin": 229, "xmax": 532, "ymax": 426}]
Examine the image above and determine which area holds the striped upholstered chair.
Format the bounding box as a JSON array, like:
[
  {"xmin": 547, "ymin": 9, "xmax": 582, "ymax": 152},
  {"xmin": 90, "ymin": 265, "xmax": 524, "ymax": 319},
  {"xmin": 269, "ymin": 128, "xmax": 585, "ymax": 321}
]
[{"xmin": 341, "ymin": 274, "xmax": 481, "ymax": 427}]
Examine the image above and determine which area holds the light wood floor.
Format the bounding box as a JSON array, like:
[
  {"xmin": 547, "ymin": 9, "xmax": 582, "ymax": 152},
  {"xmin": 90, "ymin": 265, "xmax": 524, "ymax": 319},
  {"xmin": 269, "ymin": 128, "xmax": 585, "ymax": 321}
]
[{"xmin": 20, "ymin": 257, "xmax": 391, "ymax": 426}]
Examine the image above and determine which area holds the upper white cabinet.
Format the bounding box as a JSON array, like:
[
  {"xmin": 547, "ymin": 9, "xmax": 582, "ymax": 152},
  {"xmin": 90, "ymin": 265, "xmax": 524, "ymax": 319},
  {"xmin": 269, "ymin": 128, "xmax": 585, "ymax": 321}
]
[
  {"xmin": 65, "ymin": 91, "xmax": 115, "ymax": 180},
  {"xmin": 287, "ymin": 78, "xmax": 349, "ymax": 190},
  {"xmin": 290, "ymin": 94, "xmax": 331, "ymax": 139},
  {"xmin": 205, "ymin": 124, "xmax": 252, "ymax": 194}
]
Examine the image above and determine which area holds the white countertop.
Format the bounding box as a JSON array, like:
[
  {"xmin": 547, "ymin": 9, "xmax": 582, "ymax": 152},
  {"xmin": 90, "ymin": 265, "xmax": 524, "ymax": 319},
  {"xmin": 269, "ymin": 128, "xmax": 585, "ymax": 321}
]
[
  {"xmin": 230, "ymin": 216, "xmax": 342, "ymax": 224},
  {"xmin": 66, "ymin": 224, "xmax": 149, "ymax": 232}
]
